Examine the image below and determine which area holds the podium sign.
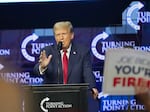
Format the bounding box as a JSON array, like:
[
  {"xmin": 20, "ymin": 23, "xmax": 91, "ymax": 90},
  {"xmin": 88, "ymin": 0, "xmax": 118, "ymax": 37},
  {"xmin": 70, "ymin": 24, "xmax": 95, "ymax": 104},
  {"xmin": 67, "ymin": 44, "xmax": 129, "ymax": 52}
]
[{"xmin": 23, "ymin": 84, "xmax": 89, "ymax": 112}]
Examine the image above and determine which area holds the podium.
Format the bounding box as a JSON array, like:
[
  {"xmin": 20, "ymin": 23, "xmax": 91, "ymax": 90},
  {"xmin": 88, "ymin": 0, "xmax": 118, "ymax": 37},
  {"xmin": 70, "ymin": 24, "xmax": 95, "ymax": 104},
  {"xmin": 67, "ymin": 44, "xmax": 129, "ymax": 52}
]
[{"xmin": 23, "ymin": 83, "xmax": 89, "ymax": 112}]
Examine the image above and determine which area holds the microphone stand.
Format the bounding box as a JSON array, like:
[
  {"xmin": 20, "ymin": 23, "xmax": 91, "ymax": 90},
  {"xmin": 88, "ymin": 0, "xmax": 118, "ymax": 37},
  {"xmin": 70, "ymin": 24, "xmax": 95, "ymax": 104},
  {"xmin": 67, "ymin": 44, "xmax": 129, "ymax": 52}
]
[{"xmin": 57, "ymin": 42, "xmax": 62, "ymax": 84}]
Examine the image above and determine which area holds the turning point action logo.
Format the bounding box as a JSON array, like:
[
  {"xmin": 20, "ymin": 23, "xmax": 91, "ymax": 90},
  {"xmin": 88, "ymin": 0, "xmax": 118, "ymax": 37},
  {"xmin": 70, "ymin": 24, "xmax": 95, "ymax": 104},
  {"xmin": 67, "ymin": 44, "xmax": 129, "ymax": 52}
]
[
  {"xmin": 127, "ymin": 1, "xmax": 150, "ymax": 30},
  {"xmin": 21, "ymin": 33, "xmax": 53, "ymax": 62},
  {"xmin": 91, "ymin": 1, "xmax": 150, "ymax": 61},
  {"xmin": 40, "ymin": 97, "xmax": 72, "ymax": 112},
  {"xmin": 91, "ymin": 32, "xmax": 109, "ymax": 60},
  {"xmin": 21, "ymin": 33, "xmax": 39, "ymax": 62}
]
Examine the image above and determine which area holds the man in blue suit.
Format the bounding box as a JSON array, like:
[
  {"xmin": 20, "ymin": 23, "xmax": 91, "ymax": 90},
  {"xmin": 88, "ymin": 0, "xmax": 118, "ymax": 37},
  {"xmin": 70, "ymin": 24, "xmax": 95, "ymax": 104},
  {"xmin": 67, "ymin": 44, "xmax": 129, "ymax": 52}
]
[{"xmin": 33, "ymin": 21, "xmax": 99, "ymax": 100}]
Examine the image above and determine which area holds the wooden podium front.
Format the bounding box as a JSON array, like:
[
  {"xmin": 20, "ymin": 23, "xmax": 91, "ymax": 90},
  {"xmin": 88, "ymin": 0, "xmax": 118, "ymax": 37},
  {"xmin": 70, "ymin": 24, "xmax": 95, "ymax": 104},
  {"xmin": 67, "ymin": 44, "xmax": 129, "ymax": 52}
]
[{"xmin": 23, "ymin": 84, "xmax": 89, "ymax": 112}]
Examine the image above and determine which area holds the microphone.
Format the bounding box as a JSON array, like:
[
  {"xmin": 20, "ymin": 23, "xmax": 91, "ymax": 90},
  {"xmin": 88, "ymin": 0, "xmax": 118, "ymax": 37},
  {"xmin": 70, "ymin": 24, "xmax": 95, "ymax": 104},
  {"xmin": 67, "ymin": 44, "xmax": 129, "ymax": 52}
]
[{"xmin": 57, "ymin": 42, "xmax": 62, "ymax": 51}]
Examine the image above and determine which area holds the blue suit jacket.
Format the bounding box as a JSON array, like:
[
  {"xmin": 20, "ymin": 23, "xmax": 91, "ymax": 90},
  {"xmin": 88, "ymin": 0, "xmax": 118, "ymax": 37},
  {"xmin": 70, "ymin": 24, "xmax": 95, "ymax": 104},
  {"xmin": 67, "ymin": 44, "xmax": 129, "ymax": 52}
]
[{"xmin": 33, "ymin": 42, "xmax": 96, "ymax": 89}]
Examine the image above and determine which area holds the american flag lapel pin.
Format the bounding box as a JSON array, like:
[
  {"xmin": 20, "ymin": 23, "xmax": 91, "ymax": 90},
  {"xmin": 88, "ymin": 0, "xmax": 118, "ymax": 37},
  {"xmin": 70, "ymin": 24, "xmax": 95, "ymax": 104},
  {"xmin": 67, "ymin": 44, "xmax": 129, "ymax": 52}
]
[{"xmin": 73, "ymin": 51, "xmax": 76, "ymax": 55}]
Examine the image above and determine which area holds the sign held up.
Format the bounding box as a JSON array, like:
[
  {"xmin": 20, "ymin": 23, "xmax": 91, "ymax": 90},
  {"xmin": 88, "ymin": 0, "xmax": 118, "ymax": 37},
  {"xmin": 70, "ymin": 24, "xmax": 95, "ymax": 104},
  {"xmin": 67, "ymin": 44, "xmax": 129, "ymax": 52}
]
[{"xmin": 102, "ymin": 48, "xmax": 150, "ymax": 95}]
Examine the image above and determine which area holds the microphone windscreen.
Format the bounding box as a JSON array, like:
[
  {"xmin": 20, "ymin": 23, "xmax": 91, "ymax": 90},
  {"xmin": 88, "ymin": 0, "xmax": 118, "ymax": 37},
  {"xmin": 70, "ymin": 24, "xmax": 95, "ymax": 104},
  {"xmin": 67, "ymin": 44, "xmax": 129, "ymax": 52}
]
[{"xmin": 57, "ymin": 42, "xmax": 62, "ymax": 51}]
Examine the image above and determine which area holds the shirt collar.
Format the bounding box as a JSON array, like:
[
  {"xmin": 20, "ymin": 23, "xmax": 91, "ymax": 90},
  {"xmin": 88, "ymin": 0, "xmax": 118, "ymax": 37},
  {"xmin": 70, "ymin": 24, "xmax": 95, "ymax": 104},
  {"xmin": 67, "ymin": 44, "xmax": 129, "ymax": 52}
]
[{"xmin": 61, "ymin": 44, "xmax": 72, "ymax": 54}]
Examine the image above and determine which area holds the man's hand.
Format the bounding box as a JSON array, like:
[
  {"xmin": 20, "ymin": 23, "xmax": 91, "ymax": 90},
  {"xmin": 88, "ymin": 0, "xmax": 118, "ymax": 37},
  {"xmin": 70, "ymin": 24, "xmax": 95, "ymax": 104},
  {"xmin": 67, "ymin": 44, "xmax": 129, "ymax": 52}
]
[
  {"xmin": 39, "ymin": 50, "xmax": 52, "ymax": 69},
  {"xmin": 92, "ymin": 88, "xmax": 99, "ymax": 100}
]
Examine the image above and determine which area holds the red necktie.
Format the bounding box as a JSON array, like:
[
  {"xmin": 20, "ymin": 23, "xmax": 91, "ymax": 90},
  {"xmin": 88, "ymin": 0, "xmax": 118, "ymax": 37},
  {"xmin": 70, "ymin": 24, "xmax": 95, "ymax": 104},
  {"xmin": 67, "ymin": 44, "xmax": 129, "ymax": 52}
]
[{"xmin": 63, "ymin": 50, "xmax": 68, "ymax": 84}]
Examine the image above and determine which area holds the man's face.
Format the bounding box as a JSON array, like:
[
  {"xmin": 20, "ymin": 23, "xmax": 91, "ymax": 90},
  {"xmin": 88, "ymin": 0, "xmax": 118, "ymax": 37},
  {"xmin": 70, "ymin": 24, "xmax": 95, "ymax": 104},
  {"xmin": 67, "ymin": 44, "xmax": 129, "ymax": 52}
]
[{"xmin": 54, "ymin": 27, "xmax": 74, "ymax": 49}]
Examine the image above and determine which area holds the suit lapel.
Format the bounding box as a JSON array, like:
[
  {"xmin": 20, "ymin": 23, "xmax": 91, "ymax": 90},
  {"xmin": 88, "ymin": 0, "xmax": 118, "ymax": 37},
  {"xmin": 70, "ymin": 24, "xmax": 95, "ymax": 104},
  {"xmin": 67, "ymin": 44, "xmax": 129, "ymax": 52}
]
[{"xmin": 68, "ymin": 44, "xmax": 78, "ymax": 79}]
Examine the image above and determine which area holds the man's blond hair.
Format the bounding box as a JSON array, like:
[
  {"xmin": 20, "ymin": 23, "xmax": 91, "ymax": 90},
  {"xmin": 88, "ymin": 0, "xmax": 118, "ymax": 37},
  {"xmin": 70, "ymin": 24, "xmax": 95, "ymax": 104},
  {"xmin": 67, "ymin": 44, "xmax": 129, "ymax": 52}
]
[{"xmin": 53, "ymin": 21, "xmax": 74, "ymax": 33}]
